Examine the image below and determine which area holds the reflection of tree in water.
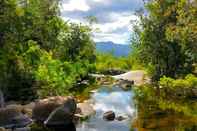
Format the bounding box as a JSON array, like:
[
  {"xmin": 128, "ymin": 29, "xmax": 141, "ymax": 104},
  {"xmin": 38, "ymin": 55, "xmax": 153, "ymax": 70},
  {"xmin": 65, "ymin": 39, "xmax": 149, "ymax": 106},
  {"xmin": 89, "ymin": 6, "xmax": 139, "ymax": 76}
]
[{"xmin": 132, "ymin": 86, "xmax": 197, "ymax": 131}]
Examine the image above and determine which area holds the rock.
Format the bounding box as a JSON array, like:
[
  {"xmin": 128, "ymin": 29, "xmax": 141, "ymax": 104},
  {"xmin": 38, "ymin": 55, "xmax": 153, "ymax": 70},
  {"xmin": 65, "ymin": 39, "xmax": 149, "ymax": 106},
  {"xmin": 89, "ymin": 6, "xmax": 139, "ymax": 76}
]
[
  {"xmin": 0, "ymin": 107, "xmax": 32, "ymax": 129},
  {"xmin": 0, "ymin": 127, "xmax": 6, "ymax": 131},
  {"xmin": 102, "ymin": 69, "xmax": 126, "ymax": 75},
  {"xmin": 44, "ymin": 97, "xmax": 76, "ymax": 127},
  {"xmin": 32, "ymin": 96, "xmax": 72, "ymax": 122},
  {"xmin": 5, "ymin": 103, "xmax": 34, "ymax": 118},
  {"xmin": 103, "ymin": 111, "xmax": 115, "ymax": 121},
  {"xmin": 116, "ymin": 79, "xmax": 134, "ymax": 90},
  {"xmin": 116, "ymin": 116, "xmax": 127, "ymax": 121},
  {"xmin": 75, "ymin": 102, "xmax": 95, "ymax": 120}
]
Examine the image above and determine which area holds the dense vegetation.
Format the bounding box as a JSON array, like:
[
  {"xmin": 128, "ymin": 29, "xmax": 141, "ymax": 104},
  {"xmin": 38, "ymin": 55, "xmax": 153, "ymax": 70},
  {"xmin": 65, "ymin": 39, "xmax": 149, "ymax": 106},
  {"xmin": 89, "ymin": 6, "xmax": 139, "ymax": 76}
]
[
  {"xmin": 0, "ymin": 0, "xmax": 196, "ymax": 103},
  {"xmin": 131, "ymin": 0, "xmax": 197, "ymax": 80},
  {"xmin": 95, "ymin": 51, "xmax": 146, "ymax": 73},
  {"xmin": 0, "ymin": 0, "xmax": 95, "ymax": 101}
]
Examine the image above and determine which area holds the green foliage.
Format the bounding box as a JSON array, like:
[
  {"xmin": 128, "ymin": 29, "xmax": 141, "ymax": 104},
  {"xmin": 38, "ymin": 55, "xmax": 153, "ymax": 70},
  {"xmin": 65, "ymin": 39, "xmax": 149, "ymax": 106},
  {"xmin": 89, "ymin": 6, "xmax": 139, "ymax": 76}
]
[
  {"xmin": 95, "ymin": 52, "xmax": 131, "ymax": 72},
  {"xmin": 131, "ymin": 0, "xmax": 197, "ymax": 80},
  {"xmin": 0, "ymin": 0, "xmax": 95, "ymax": 100},
  {"xmin": 158, "ymin": 74, "xmax": 197, "ymax": 99},
  {"xmin": 159, "ymin": 74, "xmax": 197, "ymax": 89}
]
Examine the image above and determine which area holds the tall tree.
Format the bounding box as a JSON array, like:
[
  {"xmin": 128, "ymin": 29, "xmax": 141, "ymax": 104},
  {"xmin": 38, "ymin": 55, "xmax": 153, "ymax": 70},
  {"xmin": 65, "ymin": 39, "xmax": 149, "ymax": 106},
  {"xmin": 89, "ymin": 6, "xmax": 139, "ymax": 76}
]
[{"xmin": 132, "ymin": 0, "xmax": 197, "ymax": 80}]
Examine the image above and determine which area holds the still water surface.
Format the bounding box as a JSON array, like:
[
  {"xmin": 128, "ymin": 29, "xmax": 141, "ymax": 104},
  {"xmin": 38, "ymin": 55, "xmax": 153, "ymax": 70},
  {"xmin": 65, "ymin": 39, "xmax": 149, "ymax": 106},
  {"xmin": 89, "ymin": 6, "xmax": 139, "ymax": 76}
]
[
  {"xmin": 32, "ymin": 85, "xmax": 197, "ymax": 131},
  {"xmin": 76, "ymin": 86, "xmax": 135, "ymax": 131}
]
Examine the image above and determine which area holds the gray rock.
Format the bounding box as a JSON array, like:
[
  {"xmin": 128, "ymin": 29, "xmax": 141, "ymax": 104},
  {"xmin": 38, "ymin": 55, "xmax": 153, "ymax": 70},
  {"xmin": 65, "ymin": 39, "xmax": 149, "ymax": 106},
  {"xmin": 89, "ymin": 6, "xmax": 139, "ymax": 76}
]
[
  {"xmin": 75, "ymin": 102, "xmax": 95, "ymax": 119},
  {"xmin": 32, "ymin": 96, "xmax": 73, "ymax": 122},
  {"xmin": 116, "ymin": 116, "xmax": 127, "ymax": 121},
  {"xmin": 44, "ymin": 97, "xmax": 76, "ymax": 127},
  {"xmin": 0, "ymin": 107, "xmax": 32, "ymax": 129},
  {"xmin": 117, "ymin": 79, "xmax": 134, "ymax": 90},
  {"xmin": 103, "ymin": 111, "xmax": 115, "ymax": 121}
]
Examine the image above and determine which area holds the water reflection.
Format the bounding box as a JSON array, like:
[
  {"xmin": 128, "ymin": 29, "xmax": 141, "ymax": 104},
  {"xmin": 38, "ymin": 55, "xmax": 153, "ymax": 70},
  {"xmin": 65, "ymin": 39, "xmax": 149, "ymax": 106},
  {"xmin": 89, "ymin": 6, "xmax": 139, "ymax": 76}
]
[
  {"xmin": 31, "ymin": 85, "xmax": 197, "ymax": 131},
  {"xmin": 76, "ymin": 86, "xmax": 135, "ymax": 131},
  {"xmin": 132, "ymin": 86, "xmax": 197, "ymax": 131}
]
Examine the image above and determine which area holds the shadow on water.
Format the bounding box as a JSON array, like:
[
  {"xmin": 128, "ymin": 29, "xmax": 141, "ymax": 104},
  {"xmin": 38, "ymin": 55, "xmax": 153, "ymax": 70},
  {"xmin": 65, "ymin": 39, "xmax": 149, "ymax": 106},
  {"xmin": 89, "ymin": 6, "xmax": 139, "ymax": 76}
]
[
  {"xmin": 48, "ymin": 123, "xmax": 76, "ymax": 131},
  {"xmin": 31, "ymin": 123, "xmax": 76, "ymax": 131}
]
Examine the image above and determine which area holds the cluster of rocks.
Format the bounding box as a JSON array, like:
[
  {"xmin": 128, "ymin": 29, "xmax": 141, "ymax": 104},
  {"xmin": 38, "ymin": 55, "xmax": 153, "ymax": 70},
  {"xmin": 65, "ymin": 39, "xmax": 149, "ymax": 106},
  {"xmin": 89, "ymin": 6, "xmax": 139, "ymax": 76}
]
[
  {"xmin": 103, "ymin": 111, "xmax": 127, "ymax": 121},
  {"xmin": 0, "ymin": 96, "xmax": 95, "ymax": 131},
  {"xmin": 115, "ymin": 79, "xmax": 134, "ymax": 90},
  {"xmin": 101, "ymin": 69, "xmax": 126, "ymax": 76}
]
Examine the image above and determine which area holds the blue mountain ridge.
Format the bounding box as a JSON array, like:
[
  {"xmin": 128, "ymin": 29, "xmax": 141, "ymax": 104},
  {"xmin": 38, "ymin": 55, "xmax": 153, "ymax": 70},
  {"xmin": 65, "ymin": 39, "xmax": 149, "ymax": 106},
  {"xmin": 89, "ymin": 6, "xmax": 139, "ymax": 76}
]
[{"xmin": 96, "ymin": 41, "xmax": 131, "ymax": 57}]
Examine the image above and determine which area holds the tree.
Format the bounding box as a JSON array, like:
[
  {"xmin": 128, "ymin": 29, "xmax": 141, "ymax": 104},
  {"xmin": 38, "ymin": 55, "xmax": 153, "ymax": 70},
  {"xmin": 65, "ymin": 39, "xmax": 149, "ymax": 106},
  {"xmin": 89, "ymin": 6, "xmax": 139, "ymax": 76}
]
[
  {"xmin": 132, "ymin": 0, "xmax": 197, "ymax": 80},
  {"xmin": 0, "ymin": 0, "xmax": 96, "ymax": 100}
]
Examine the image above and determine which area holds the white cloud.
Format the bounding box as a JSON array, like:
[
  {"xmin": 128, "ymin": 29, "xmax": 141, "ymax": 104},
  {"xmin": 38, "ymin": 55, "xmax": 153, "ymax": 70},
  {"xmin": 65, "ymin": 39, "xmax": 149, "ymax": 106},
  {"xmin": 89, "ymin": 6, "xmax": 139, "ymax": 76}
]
[
  {"xmin": 62, "ymin": 0, "xmax": 90, "ymax": 12},
  {"xmin": 94, "ymin": 13, "xmax": 138, "ymax": 33},
  {"xmin": 61, "ymin": 0, "xmax": 142, "ymax": 44},
  {"xmin": 92, "ymin": 13, "xmax": 138, "ymax": 44},
  {"xmin": 93, "ymin": 32, "xmax": 130, "ymax": 44}
]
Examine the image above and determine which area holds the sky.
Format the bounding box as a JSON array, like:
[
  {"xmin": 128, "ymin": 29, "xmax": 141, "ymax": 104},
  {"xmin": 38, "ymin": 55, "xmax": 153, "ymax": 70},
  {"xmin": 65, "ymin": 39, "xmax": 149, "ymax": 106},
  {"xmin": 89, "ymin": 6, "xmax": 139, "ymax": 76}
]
[{"xmin": 60, "ymin": 0, "xmax": 144, "ymax": 44}]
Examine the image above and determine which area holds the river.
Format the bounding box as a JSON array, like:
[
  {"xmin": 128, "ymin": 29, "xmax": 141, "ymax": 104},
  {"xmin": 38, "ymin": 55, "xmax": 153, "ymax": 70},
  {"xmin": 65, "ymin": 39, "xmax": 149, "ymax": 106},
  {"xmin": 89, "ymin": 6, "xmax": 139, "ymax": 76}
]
[{"xmin": 32, "ymin": 84, "xmax": 197, "ymax": 131}]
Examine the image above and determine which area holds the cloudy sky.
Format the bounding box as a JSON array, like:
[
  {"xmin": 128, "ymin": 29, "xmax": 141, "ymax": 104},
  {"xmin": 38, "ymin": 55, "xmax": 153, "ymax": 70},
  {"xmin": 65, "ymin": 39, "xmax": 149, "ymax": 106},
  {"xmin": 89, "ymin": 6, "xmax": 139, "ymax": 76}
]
[{"xmin": 60, "ymin": 0, "xmax": 144, "ymax": 44}]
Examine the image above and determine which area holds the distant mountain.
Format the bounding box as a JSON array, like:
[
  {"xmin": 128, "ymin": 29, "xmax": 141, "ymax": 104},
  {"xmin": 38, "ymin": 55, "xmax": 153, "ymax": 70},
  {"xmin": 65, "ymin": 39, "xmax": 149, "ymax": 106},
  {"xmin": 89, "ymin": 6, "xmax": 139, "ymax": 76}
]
[{"xmin": 96, "ymin": 41, "xmax": 131, "ymax": 57}]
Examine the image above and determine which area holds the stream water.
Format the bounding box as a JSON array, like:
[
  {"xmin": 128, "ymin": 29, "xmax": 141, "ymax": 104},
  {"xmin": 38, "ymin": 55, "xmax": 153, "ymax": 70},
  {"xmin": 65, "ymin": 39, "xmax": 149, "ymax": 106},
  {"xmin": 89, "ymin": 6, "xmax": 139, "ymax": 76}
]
[
  {"xmin": 32, "ymin": 85, "xmax": 197, "ymax": 131},
  {"xmin": 76, "ymin": 85, "xmax": 135, "ymax": 131},
  {"xmin": 76, "ymin": 85, "xmax": 197, "ymax": 131}
]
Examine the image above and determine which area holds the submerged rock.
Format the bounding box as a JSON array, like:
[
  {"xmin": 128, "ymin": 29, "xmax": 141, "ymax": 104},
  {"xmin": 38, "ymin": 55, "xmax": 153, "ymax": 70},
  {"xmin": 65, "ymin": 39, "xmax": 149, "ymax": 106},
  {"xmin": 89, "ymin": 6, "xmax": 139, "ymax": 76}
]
[
  {"xmin": 116, "ymin": 115, "xmax": 127, "ymax": 121},
  {"xmin": 44, "ymin": 97, "xmax": 76, "ymax": 127},
  {"xmin": 103, "ymin": 111, "xmax": 116, "ymax": 121},
  {"xmin": 32, "ymin": 96, "xmax": 74, "ymax": 123},
  {"xmin": 0, "ymin": 107, "xmax": 32, "ymax": 129}
]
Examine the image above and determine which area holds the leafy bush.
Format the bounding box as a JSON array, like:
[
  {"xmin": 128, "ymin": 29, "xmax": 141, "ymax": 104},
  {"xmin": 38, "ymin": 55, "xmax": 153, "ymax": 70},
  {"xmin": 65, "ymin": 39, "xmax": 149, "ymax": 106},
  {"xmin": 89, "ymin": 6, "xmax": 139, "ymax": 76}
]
[
  {"xmin": 95, "ymin": 52, "xmax": 132, "ymax": 72},
  {"xmin": 23, "ymin": 41, "xmax": 93, "ymax": 98},
  {"xmin": 159, "ymin": 74, "xmax": 197, "ymax": 89}
]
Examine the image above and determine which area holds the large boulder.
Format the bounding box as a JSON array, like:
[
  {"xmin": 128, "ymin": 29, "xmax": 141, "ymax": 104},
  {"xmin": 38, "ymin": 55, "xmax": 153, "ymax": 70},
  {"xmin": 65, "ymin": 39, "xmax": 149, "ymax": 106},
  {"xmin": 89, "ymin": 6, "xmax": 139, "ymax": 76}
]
[
  {"xmin": 44, "ymin": 97, "xmax": 76, "ymax": 127},
  {"xmin": 103, "ymin": 111, "xmax": 115, "ymax": 121},
  {"xmin": 0, "ymin": 106, "xmax": 32, "ymax": 129},
  {"xmin": 0, "ymin": 127, "xmax": 6, "ymax": 131},
  {"xmin": 32, "ymin": 96, "xmax": 72, "ymax": 122}
]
